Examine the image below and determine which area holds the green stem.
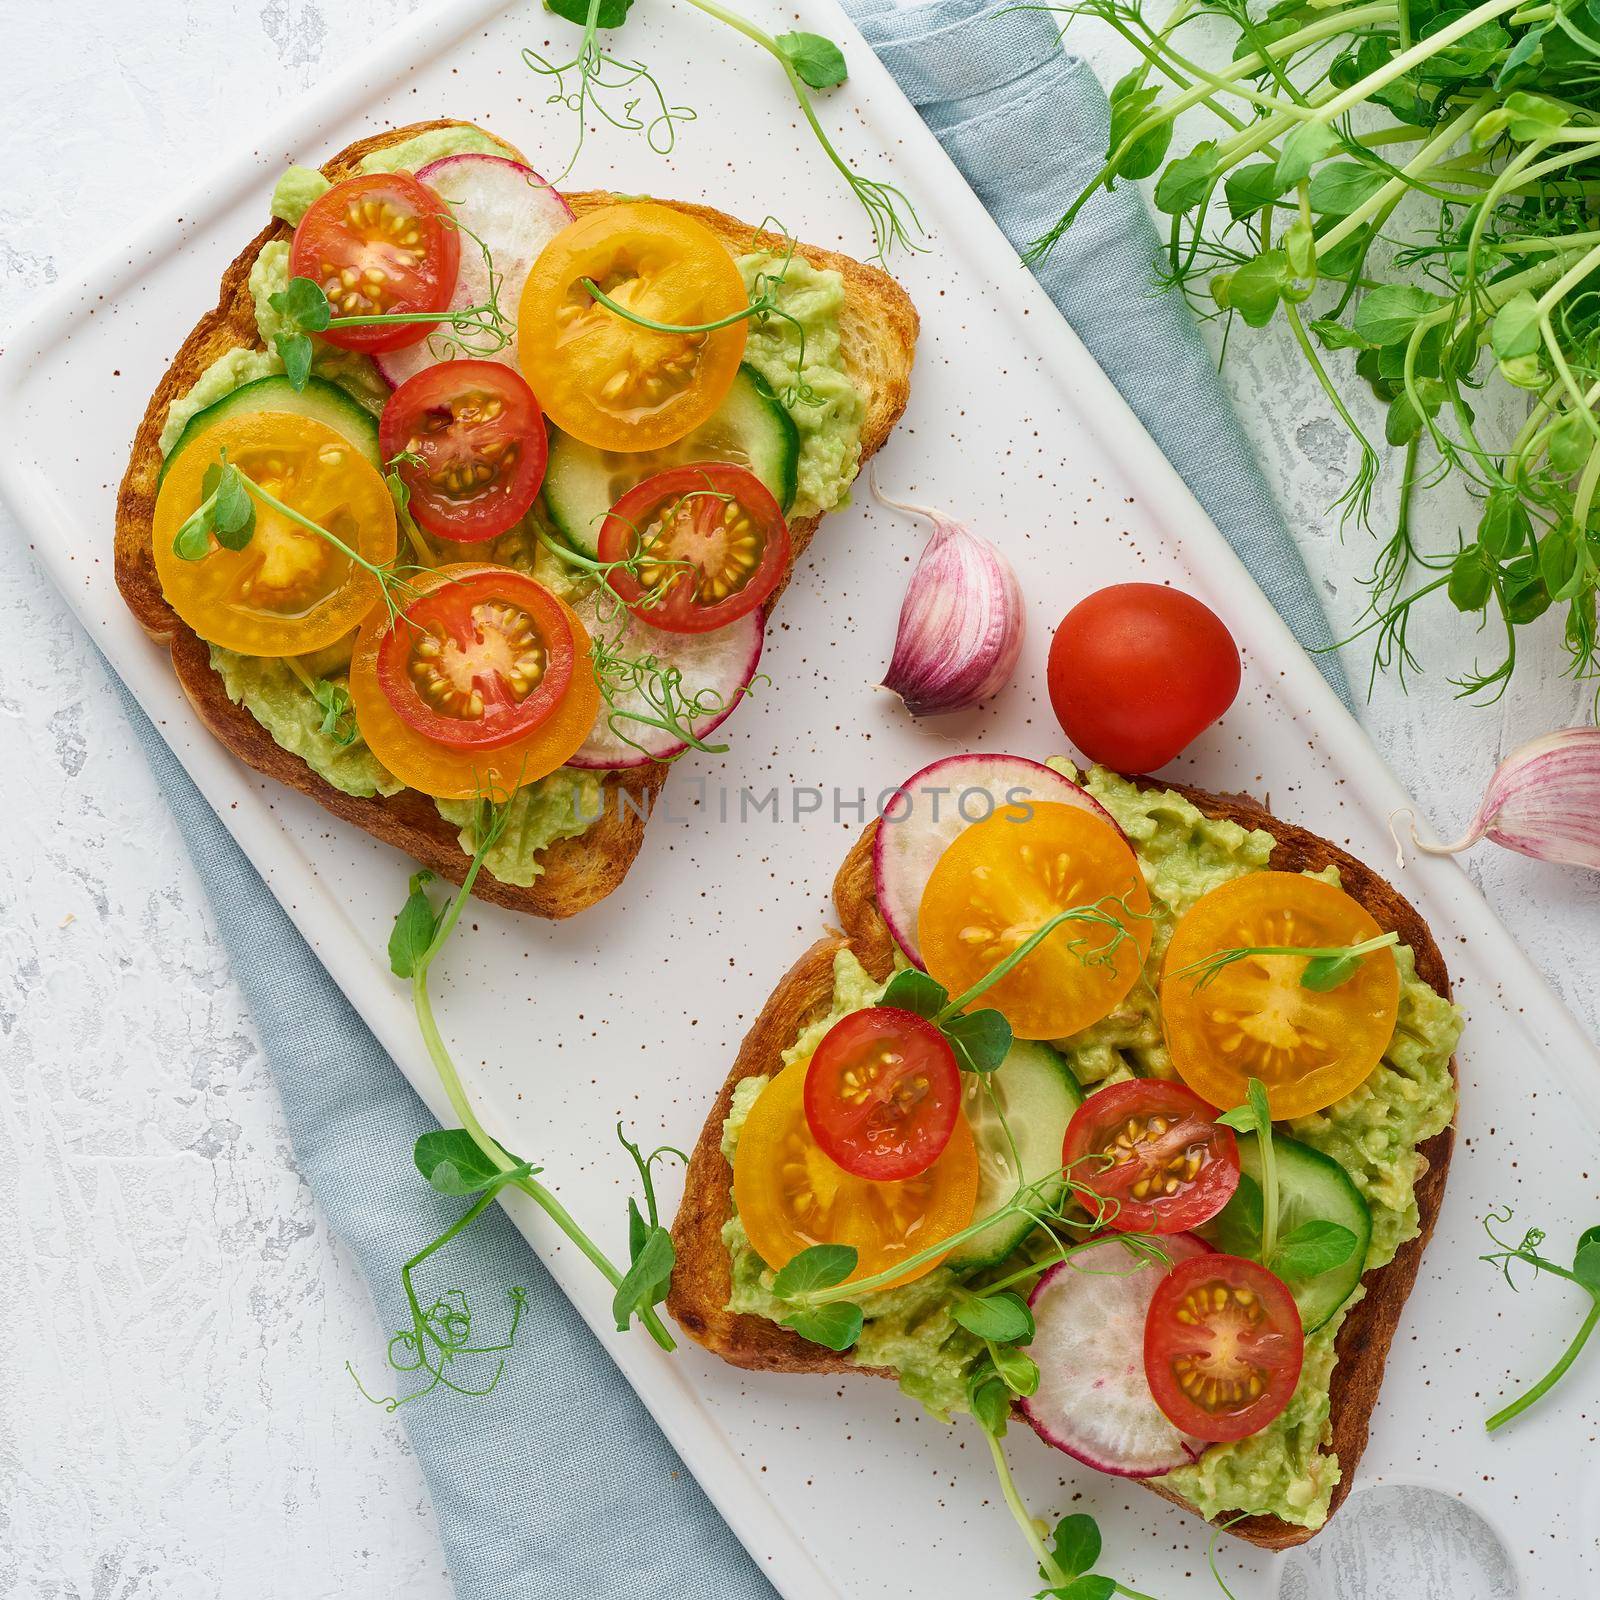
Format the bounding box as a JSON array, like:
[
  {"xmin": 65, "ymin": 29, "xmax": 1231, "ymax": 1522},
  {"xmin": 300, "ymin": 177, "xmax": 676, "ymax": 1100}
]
[
  {"xmin": 1259, "ymin": 1119, "xmax": 1281, "ymax": 1266},
  {"xmin": 412, "ymin": 859, "xmax": 676, "ymax": 1352},
  {"xmin": 933, "ymin": 901, "xmax": 1134, "ymax": 1024},
  {"xmin": 402, "ymin": 1187, "xmax": 500, "ymax": 1354},
  {"xmin": 982, "ymin": 1424, "xmax": 1066, "ymax": 1588},
  {"xmin": 1486, "ymin": 1294, "xmax": 1600, "ymax": 1430},
  {"xmin": 582, "ymin": 277, "xmax": 762, "ymax": 335},
  {"xmin": 236, "ymin": 474, "xmax": 402, "ymax": 594},
  {"xmin": 327, "ymin": 304, "xmax": 497, "ymax": 329}
]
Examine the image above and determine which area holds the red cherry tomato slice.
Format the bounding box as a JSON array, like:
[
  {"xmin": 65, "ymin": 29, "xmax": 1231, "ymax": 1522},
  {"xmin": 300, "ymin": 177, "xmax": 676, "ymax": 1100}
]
[
  {"xmin": 597, "ymin": 462, "xmax": 789, "ymax": 635},
  {"xmin": 1144, "ymin": 1252, "xmax": 1304, "ymax": 1442},
  {"xmin": 375, "ymin": 565, "xmax": 576, "ymax": 751},
  {"xmin": 803, "ymin": 1006, "xmax": 962, "ymax": 1182},
  {"xmin": 1046, "ymin": 584, "xmax": 1241, "ymax": 772},
  {"xmin": 379, "ymin": 361, "xmax": 548, "ymax": 542},
  {"xmin": 1062, "ymin": 1079, "xmax": 1240, "ymax": 1236},
  {"xmin": 291, "ymin": 172, "xmax": 461, "ymax": 354}
]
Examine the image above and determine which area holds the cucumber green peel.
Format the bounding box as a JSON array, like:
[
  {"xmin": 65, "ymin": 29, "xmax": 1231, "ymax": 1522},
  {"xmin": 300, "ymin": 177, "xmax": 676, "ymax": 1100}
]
[{"xmin": 1029, "ymin": 0, "xmax": 1600, "ymax": 702}]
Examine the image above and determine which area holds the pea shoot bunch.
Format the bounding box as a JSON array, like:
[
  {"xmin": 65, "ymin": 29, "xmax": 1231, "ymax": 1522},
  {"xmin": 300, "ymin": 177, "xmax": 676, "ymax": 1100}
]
[{"xmin": 1044, "ymin": 0, "xmax": 1600, "ymax": 701}]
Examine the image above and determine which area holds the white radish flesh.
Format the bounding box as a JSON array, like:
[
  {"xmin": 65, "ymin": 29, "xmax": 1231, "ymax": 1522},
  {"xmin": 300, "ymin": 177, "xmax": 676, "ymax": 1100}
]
[
  {"xmin": 872, "ymin": 754, "xmax": 1117, "ymax": 967},
  {"xmin": 374, "ymin": 154, "xmax": 573, "ymax": 389},
  {"xmin": 570, "ymin": 597, "xmax": 763, "ymax": 769},
  {"xmin": 1020, "ymin": 1235, "xmax": 1209, "ymax": 1479}
]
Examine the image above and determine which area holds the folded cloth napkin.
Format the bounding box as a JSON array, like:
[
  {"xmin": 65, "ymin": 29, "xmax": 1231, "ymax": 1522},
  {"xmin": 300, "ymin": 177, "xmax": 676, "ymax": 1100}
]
[{"xmin": 110, "ymin": 6, "xmax": 1352, "ymax": 1598}]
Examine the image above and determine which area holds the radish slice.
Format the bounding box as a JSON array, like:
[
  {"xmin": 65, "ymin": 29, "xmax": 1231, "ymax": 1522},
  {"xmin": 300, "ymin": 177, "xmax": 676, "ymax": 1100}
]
[
  {"xmin": 569, "ymin": 597, "xmax": 763, "ymax": 769},
  {"xmin": 374, "ymin": 154, "xmax": 574, "ymax": 389},
  {"xmin": 872, "ymin": 754, "xmax": 1117, "ymax": 967},
  {"xmin": 1021, "ymin": 1235, "xmax": 1210, "ymax": 1479}
]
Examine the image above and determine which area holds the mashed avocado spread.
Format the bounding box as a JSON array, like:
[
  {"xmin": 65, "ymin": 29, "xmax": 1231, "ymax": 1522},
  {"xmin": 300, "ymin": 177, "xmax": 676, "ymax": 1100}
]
[
  {"xmin": 157, "ymin": 126, "xmax": 865, "ymax": 881},
  {"xmin": 720, "ymin": 767, "xmax": 1461, "ymax": 1528}
]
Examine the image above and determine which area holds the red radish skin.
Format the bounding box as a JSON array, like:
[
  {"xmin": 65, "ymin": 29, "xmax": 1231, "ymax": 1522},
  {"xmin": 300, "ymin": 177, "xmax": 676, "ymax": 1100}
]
[
  {"xmin": 1020, "ymin": 1234, "xmax": 1210, "ymax": 1478},
  {"xmin": 569, "ymin": 602, "xmax": 763, "ymax": 769},
  {"xmin": 374, "ymin": 154, "xmax": 574, "ymax": 389},
  {"xmin": 872, "ymin": 754, "xmax": 1120, "ymax": 967}
]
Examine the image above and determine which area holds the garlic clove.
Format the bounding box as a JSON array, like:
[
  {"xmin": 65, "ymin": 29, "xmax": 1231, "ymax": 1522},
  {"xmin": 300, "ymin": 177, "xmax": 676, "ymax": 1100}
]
[
  {"xmin": 1409, "ymin": 727, "xmax": 1600, "ymax": 870},
  {"xmin": 874, "ymin": 475, "xmax": 1025, "ymax": 717}
]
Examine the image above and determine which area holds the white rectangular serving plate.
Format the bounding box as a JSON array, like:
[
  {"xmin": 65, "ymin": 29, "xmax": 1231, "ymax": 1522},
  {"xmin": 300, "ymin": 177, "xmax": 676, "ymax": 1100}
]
[{"xmin": 3, "ymin": 2, "xmax": 1598, "ymax": 1593}]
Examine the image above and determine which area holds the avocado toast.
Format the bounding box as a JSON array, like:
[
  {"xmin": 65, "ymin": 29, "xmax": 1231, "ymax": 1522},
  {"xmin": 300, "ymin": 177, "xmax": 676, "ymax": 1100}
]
[
  {"xmin": 668, "ymin": 767, "xmax": 1460, "ymax": 1550},
  {"xmin": 116, "ymin": 119, "xmax": 918, "ymax": 918}
]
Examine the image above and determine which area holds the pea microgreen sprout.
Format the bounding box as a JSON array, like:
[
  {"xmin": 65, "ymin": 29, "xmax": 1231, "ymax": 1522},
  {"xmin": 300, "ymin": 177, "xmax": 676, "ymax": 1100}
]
[
  {"xmin": 269, "ymin": 218, "xmax": 513, "ymax": 391},
  {"xmin": 1480, "ymin": 1207, "xmax": 1600, "ymax": 1430},
  {"xmin": 171, "ymin": 450, "xmax": 423, "ymax": 629},
  {"xmin": 524, "ymin": 0, "xmax": 696, "ymax": 188},
  {"xmin": 283, "ymin": 655, "xmax": 359, "ymax": 747},
  {"xmin": 538, "ymin": 523, "xmax": 761, "ymax": 762},
  {"xmin": 1170, "ymin": 928, "xmax": 1400, "ymax": 993},
  {"xmin": 578, "ymin": 226, "xmax": 822, "ymax": 406},
  {"xmin": 375, "ymin": 789, "xmax": 678, "ymax": 1375},
  {"xmin": 1018, "ymin": 0, "xmax": 1600, "ymax": 703}
]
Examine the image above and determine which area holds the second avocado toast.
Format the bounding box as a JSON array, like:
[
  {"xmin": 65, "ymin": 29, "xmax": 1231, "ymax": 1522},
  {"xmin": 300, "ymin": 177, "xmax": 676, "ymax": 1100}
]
[{"xmin": 670, "ymin": 764, "xmax": 1460, "ymax": 1550}]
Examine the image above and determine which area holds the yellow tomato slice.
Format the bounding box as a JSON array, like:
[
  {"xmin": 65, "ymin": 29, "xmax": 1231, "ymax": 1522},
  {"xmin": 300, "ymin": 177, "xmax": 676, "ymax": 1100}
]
[
  {"xmin": 152, "ymin": 413, "xmax": 396, "ymax": 655},
  {"xmin": 1159, "ymin": 872, "xmax": 1401, "ymax": 1118},
  {"xmin": 917, "ymin": 802, "xmax": 1154, "ymax": 1041},
  {"xmin": 348, "ymin": 565, "xmax": 600, "ymax": 799},
  {"xmin": 518, "ymin": 203, "xmax": 748, "ymax": 452},
  {"xmin": 733, "ymin": 1056, "xmax": 978, "ymax": 1291}
]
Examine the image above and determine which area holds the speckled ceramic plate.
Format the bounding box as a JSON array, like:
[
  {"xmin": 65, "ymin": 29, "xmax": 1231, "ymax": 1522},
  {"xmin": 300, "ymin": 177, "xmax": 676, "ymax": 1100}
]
[{"xmin": 1, "ymin": 2, "xmax": 1596, "ymax": 1594}]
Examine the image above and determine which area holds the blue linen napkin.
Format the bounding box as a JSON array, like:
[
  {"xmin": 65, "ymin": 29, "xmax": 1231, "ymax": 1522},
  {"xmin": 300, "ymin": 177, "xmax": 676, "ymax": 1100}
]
[{"xmin": 106, "ymin": 7, "xmax": 1353, "ymax": 1597}]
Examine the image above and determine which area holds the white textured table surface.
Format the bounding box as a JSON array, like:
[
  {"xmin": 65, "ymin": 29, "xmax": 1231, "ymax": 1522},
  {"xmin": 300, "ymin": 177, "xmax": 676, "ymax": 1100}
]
[{"xmin": 2, "ymin": 6, "xmax": 1596, "ymax": 1597}]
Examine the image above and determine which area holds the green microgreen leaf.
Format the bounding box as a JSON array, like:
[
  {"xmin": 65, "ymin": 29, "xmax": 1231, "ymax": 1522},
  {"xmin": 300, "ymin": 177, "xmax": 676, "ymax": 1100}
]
[
  {"xmin": 1490, "ymin": 292, "xmax": 1542, "ymax": 362},
  {"xmin": 1223, "ymin": 161, "xmax": 1287, "ymax": 221},
  {"xmin": 270, "ymin": 274, "xmax": 332, "ymax": 332},
  {"xmin": 172, "ymin": 502, "xmax": 215, "ymax": 561},
  {"xmin": 1153, "ymin": 140, "xmax": 1218, "ymax": 214},
  {"xmin": 780, "ymin": 1301, "xmax": 864, "ymax": 1351},
  {"xmin": 211, "ymin": 464, "xmax": 256, "ymax": 550},
  {"xmin": 771, "ymin": 1242, "xmax": 858, "ymax": 1298},
  {"xmin": 942, "ymin": 1008, "xmax": 1013, "ymax": 1074},
  {"xmin": 1307, "ymin": 160, "xmax": 1387, "ymax": 217},
  {"xmin": 880, "ymin": 967, "xmax": 948, "ymax": 1019},
  {"xmin": 1106, "ymin": 73, "xmax": 1173, "ymax": 180},
  {"xmin": 1226, "ymin": 249, "xmax": 1287, "ymax": 328},
  {"xmin": 311, "ymin": 678, "xmax": 358, "ymax": 746},
  {"xmin": 612, "ymin": 1225, "xmax": 675, "ymax": 1330},
  {"xmin": 389, "ymin": 869, "xmax": 441, "ymax": 978},
  {"xmin": 1271, "ymin": 1220, "xmax": 1360, "ymax": 1278},
  {"xmin": 1448, "ymin": 547, "xmax": 1494, "ymax": 614},
  {"xmin": 1049, "ymin": 1577, "xmax": 1116, "ymax": 1600},
  {"xmin": 1300, "ymin": 949, "xmax": 1365, "ymax": 989},
  {"xmin": 1048, "ymin": 1513, "xmax": 1101, "ymax": 1580},
  {"xmin": 276, "ymin": 332, "xmax": 315, "ymax": 392},
  {"xmin": 966, "ymin": 1365, "xmax": 1012, "ymax": 1435},
  {"xmin": 990, "ymin": 1340, "xmax": 1040, "ymax": 1397},
  {"xmin": 546, "ymin": 0, "xmax": 634, "ymax": 24},
  {"xmin": 774, "ymin": 30, "xmax": 847, "ymax": 89},
  {"xmin": 951, "ymin": 1290, "xmax": 1035, "ymax": 1344},
  {"xmin": 1353, "ymin": 284, "xmax": 1446, "ymax": 348},
  {"xmin": 413, "ymin": 1128, "xmax": 534, "ymax": 1195},
  {"xmin": 1274, "ymin": 120, "xmax": 1340, "ymax": 186}
]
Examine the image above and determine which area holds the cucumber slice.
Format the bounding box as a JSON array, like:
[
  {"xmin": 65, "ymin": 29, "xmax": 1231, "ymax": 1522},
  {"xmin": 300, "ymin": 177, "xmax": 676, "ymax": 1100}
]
[
  {"xmin": 543, "ymin": 364, "xmax": 799, "ymax": 556},
  {"xmin": 948, "ymin": 1040, "xmax": 1084, "ymax": 1271},
  {"xmin": 1210, "ymin": 1133, "xmax": 1372, "ymax": 1332},
  {"xmin": 160, "ymin": 375, "xmax": 381, "ymax": 482}
]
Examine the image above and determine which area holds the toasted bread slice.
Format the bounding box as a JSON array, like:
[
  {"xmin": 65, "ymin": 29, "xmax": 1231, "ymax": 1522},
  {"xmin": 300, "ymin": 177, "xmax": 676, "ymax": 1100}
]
[
  {"xmin": 668, "ymin": 780, "xmax": 1457, "ymax": 1549},
  {"xmin": 115, "ymin": 119, "xmax": 919, "ymax": 918}
]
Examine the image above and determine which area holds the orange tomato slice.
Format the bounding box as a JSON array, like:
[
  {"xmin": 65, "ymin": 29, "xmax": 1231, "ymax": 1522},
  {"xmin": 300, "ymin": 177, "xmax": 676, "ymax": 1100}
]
[
  {"xmin": 348, "ymin": 565, "xmax": 599, "ymax": 799},
  {"xmin": 1159, "ymin": 872, "xmax": 1401, "ymax": 1118},
  {"xmin": 518, "ymin": 203, "xmax": 748, "ymax": 452},
  {"xmin": 153, "ymin": 413, "xmax": 396, "ymax": 655},
  {"xmin": 917, "ymin": 802, "xmax": 1154, "ymax": 1041},
  {"xmin": 734, "ymin": 1056, "xmax": 978, "ymax": 1291}
]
